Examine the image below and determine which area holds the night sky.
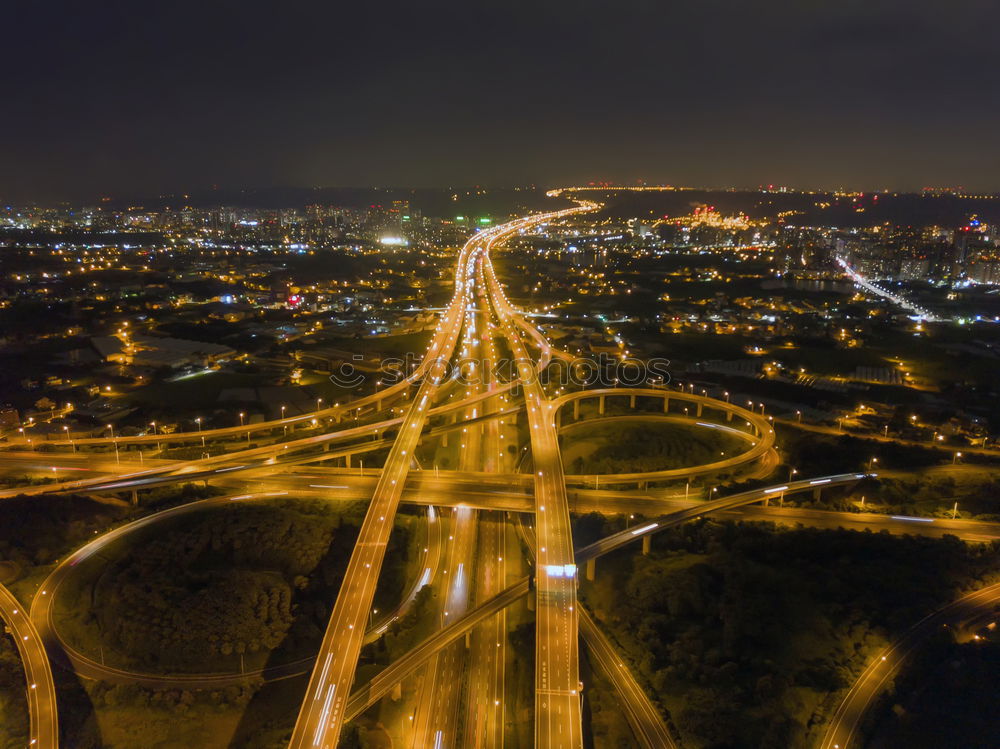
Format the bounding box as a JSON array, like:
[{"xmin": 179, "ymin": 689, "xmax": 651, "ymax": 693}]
[{"xmin": 5, "ymin": 0, "xmax": 999, "ymax": 200}]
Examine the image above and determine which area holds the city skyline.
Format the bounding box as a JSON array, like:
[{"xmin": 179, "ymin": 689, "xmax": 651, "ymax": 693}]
[
  {"xmin": 4, "ymin": 3, "xmax": 1000, "ymax": 748},
  {"xmin": 3, "ymin": 182, "xmax": 1000, "ymax": 748}
]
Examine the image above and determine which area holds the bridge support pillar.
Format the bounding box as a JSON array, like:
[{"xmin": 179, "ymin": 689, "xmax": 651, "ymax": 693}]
[
  {"xmin": 696, "ymin": 403, "xmax": 703, "ymax": 417},
  {"xmin": 323, "ymin": 443, "xmax": 330, "ymax": 452},
  {"xmin": 726, "ymin": 410, "xmax": 733, "ymax": 422},
  {"xmin": 376, "ymin": 399, "xmax": 382, "ymax": 412},
  {"xmin": 441, "ymin": 431, "xmax": 448, "ymax": 447},
  {"xmin": 598, "ymin": 396, "xmax": 605, "ymax": 415},
  {"xmin": 663, "ymin": 396, "xmax": 669, "ymax": 413},
  {"xmin": 642, "ymin": 535, "xmax": 651, "ymax": 555},
  {"xmin": 346, "ymin": 454, "xmax": 351, "ymax": 468},
  {"xmin": 573, "ymin": 400, "xmax": 580, "ymax": 421},
  {"xmin": 629, "ymin": 394, "xmax": 636, "ymax": 409},
  {"xmin": 130, "ymin": 490, "xmax": 138, "ymax": 506},
  {"xmin": 465, "ymin": 631, "xmax": 471, "ymax": 649},
  {"xmin": 391, "ymin": 682, "xmax": 402, "ymax": 702},
  {"xmin": 813, "ymin": 487, "xmax": 822, "ymax": 501},
  {"xmin": 638, "ymin": 481, "xmax": 647, "ymax": 491},
  {"xmin": 585, "ymin": 558, "xmax": 596, "ymax": 581}
]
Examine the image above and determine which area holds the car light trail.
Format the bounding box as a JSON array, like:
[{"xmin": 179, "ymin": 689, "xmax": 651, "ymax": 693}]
[{"xmin": 630, "ymin": 523, "xmax": 659, "ymax": 535}]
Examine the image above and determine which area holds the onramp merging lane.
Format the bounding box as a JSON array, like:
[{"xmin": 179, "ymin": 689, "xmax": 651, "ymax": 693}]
[
  {"xmin": 1, "ymin": 582, "xmax": 58, "ymax": 749},
  {"xmin": 819, "ymin": 581, "xmax": 1000, "ymax": 749},
  {"xmin": 288, "ymin": 203, "xmax": 592, "ymax": 749},
  {"xmin": 485, "ymin": 238, "xmax": 588, "ymax": 749}
]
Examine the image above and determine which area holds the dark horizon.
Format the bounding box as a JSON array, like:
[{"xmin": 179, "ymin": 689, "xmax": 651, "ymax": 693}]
[
  {"xmin": 7, "ymin": 177, "xmax": 1000, "ymax": 211},
  {"xmin": 5, "ymin": 0, "xmax": 1000, "ymax": 202}
]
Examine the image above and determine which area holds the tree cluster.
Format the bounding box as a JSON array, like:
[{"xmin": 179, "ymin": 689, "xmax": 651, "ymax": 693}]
[
  {"xmin": 87, "ymin": 501, "xmax": 349, "ymax": 671},
  {"xmin": 568, "ymin": 423, "xmax": 741, "ymax": 475},
  {"xmin": 585, "ymin": 520, "xmax": 1000, "ymax": 748}
]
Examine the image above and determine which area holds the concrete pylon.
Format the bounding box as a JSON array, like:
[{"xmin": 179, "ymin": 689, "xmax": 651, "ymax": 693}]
[
  {"xmin": 663, "ymin": 396, "xmax": 669, "ymax": 413},
  {"xmin": 642, "ymin": 535, "xmax": 651, "ymax": 555},
  {"xmin": 585, "ymin": 558, "xmax": 596, "ymax": 581},
  {"xmin": 573, "ymin": 400, "xmax": 580, "ymax": 420},
  {"xmin": 598, "ymin": 396, "xmax": 605, "ymax": 415},
  {"xmin": 629, "ymin": 394, "xmax": 636, "ymax": 409}
]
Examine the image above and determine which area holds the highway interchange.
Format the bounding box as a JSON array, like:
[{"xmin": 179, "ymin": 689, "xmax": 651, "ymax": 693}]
[{"xmin": 3, "ymin": 196, "xmax": 1000, "ymax": 748}]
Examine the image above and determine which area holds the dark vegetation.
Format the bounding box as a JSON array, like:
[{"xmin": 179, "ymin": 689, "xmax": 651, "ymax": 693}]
[
  {"xmin": 0, "ymin": 493, "xmax": 131, "ymax": 572},
  {"xmin": 778, "ymin": 425, "xmax": 1000, "ymax": 476},
  {"xmin": 0, "ymin": 631, "xmax": 29, "ymax": 748},
  {"xmin": 578, "ymin": 517, "xmax": 1000, "ymax": 749},
  {"xmin": 60, "ymin": 498, "xmax": 411, "ymax": 673},
  {"xmin": 849, "ymin": 475, "xmax": 1000, "ymax": 520},
  {"xmin": 867, "ymin": 630, "xmax": 1000, "ymax": 748},
  {"xmin": 564, "ymin": 422, "xmax": 745, "ymax": 475}
]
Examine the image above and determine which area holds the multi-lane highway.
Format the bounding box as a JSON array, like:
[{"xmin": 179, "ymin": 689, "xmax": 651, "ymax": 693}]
[
  {"xmin": 6, "ymin": 192, "xmax": 998, "ymax": 749},
  {"xmin": 485, "ymin": 233, "xmax": 585, "ymax": 749},
  {"xmin": 22, "ymin": 453, "xmax": 1000, "ymax": 749},
  {"xmin": 1, "ymin": 582, "xmax": 58, "ymax": 748},
  {"xmin": 288, "ymin": 201, "xmax": 596, "ymax": 749}
]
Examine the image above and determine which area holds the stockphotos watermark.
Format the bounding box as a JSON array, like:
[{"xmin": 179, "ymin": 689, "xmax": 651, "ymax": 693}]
[{"xmin": 329, "ymin": 353, "xmax": 671, "ymax": 389}]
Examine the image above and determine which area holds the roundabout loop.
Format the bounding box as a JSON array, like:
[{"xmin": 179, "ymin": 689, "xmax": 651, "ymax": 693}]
[
  {"xmin": 28, "ymin": 493, "xmax": 435, "ymax": 689},
  {"xmin": 551, "ymin": 387, "xmax": 776, "ymax": 484}
]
